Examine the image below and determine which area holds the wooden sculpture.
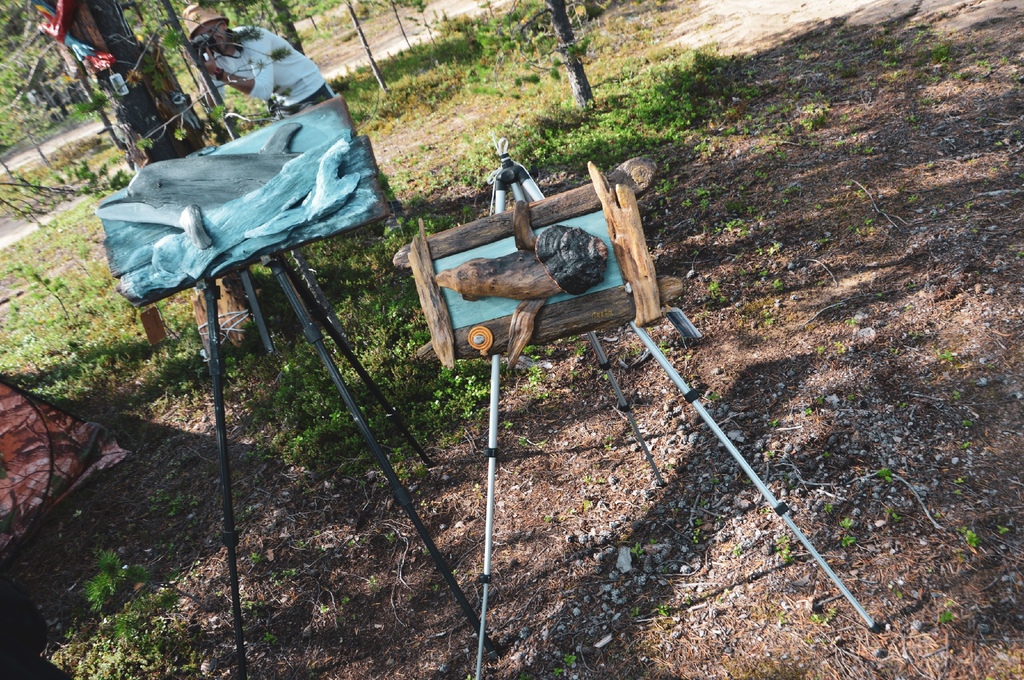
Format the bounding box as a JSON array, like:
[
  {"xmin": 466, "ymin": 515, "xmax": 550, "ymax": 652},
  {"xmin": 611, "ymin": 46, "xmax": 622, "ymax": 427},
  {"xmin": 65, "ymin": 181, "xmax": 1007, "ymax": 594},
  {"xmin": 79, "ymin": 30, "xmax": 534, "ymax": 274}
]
[
  {"xmin": 98, "ymin": 99, "xmax": 388, "ymax": 306},
  {"xmin": 394, "ymin": 159, "xmax": 684, "ymax": 368}
]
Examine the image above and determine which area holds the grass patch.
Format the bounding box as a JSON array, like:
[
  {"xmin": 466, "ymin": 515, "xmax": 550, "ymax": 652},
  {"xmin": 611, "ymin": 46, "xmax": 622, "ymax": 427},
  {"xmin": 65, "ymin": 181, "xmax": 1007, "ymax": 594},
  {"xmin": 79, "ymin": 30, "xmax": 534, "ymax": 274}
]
[{"xmin": 52, "ymin": 588, "xmax": 200, "ymax": 679}]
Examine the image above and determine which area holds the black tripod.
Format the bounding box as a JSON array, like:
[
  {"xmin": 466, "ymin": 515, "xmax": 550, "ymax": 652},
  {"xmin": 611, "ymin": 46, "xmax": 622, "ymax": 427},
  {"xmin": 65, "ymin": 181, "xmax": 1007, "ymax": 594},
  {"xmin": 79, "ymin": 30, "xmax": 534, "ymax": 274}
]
[{"xmin": 201, "ymin": 253, "xmax": 493, "ymax": 679}]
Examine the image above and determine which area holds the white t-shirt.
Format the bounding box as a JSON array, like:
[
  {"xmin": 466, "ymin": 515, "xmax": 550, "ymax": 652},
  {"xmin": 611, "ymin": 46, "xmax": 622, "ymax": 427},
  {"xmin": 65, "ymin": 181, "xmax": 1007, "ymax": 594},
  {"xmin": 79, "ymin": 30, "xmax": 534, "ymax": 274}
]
[{"xmin": 210, "ymin": 27, "xmax": 326, "ymax": 106}]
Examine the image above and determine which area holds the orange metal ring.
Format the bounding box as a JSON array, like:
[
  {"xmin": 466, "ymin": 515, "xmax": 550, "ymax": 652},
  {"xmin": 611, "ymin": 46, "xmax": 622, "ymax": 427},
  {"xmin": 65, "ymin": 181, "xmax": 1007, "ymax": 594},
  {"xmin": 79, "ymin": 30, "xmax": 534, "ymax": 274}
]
[{"xmin": 467, "ymin": 326, "xmax": 493, "ymax": 355}]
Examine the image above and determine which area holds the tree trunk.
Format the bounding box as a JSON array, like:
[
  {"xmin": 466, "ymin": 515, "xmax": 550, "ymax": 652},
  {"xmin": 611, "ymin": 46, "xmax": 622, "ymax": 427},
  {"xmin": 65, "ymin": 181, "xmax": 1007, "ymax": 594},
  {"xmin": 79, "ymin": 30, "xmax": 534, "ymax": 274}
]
[
  {"xmin": 545, "ymin": 0, "xmax": 593, "ymax": 108},
  {"xmin": 83, "ymin": 0, "xmax": 179, "ymax": 163},
  {"xmin": 346, "ymin": 2, "xmax": 388, "ymax": 93},
  {"xmin": 390, "ymin": 0, "xmax": 412, "ymax": 49},
  {"xmin": 268, "ymin": 0, "xmax": 305, "ymax": 54},
  {"xmin": 156, "ymin": 0, "xmax": 237, "ymax": 141}
]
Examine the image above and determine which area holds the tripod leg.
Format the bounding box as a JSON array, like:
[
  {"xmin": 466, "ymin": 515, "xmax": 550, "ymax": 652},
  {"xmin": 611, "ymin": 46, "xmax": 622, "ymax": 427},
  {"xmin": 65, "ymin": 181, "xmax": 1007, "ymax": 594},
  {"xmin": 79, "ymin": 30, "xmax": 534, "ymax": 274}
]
[
  {"xmin": 493, "ymin": 182, "xmax": 508, "ymax": 214},
  {"xmin": 200, "ymin": 280, "xmax": 249, "ymax": 680},
  {"xmin": 263, "ymin": 256, "xmax": 497, "ymax": 655},
  {"xmin": 239, "ymin": 268, "xmax": 275, "ymax": 354},
  {"xmin": 629, "ymin": 322, "xmax": 882, "ymax": 633},
  {"xmin": 587, "ymin": 332, "xmax": 665, "ymax": 486},
  {"xmin": 283, "ymin": 251, "xmax": 435, "ymax": 467},
  {"xmin": 475, "ymin": 354, "xmax": 501, "ymax": 679}
]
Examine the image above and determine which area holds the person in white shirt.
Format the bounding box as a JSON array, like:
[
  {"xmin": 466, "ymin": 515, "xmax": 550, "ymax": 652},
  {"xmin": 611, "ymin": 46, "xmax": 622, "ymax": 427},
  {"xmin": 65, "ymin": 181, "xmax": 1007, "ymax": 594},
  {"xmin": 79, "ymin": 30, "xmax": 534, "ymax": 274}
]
[{"xmin": 183, "ymin": 4, "xmax": 335, "ymax": 117}]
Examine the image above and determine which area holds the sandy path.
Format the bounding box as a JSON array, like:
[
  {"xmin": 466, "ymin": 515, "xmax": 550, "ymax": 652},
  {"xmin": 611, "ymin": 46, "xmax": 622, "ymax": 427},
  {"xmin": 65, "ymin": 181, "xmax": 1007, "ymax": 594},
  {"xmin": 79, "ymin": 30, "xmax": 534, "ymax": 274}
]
[{"xmin": 668, "ymin": 0, "xmax": 1018, "ymax": 53}]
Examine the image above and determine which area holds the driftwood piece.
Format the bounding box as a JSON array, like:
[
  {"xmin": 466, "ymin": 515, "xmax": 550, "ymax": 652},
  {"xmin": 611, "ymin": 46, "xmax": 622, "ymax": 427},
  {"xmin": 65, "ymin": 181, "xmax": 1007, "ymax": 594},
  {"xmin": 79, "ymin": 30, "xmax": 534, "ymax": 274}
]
[
  {"xmin": 507, "ymin": 298, "xmax": 546, "ymax": 364},
  {"xmin": 512, "ymin": 201, "xmax": 535, "ymax": 251},
  {"xmin": 588, "ymin": 162, "xmax": 661, "ymax": 326},
  {"xmin": 393, "ymin": 157, "xmax": 656, "ymax": 270},
  {"xmin": 416, "ymin": 276, "xmax": 683, "ymax": 362},
  {"xmin": 436, "ymin": 251, "xmax": 563, "ymax": 301},
  {"xmin": 409, "ymin": 220, "xmax": 456, "ymax": 368}
]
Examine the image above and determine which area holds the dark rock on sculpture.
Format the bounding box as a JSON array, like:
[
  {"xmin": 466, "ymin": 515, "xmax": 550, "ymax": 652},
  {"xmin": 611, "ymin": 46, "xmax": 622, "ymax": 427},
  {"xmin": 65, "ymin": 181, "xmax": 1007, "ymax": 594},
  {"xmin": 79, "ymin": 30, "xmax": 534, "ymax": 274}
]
[
  {"xmin": 535, "ymin": 224, "xmax": 608, "ymax": 295},
  {"xmin": 435, "ymin": 224, "xmax": 608, "ymax": 301}
]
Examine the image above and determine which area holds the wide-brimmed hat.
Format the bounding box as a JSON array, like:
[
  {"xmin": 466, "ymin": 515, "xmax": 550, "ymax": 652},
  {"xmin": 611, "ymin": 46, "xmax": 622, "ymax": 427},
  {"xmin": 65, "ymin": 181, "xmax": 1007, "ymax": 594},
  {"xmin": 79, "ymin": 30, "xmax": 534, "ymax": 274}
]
[{"xmin": 183, "ymin": 4, "xmax": 229, "ymax": 39}]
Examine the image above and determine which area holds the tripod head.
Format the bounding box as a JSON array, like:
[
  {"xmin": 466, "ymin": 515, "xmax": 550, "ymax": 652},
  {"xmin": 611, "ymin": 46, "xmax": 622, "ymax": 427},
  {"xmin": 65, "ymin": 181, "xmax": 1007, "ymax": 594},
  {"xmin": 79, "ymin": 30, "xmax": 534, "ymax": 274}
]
[{"xmin": 488, "ymin": 136, "xmax": 544, "ymax": 213}]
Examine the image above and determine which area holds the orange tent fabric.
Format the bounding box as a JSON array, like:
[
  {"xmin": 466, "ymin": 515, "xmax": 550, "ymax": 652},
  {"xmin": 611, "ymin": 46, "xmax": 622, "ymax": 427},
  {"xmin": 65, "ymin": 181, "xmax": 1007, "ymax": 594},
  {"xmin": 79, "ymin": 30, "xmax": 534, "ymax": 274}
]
[{"xmin": 0, "ymin": 379, "xmax": 129, "ymax": 563}]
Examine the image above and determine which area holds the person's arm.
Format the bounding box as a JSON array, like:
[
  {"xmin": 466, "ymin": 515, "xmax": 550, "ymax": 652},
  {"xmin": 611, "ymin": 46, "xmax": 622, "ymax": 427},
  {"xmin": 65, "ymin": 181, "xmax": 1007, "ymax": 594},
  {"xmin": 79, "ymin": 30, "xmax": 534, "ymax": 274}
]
[
  {"xmin": 203, "ymin": 57, "xmax": 257, "ymax": 97},
  {"xmin": 241, "ymin": 30, "xmax": 283, "ymax": 101}
]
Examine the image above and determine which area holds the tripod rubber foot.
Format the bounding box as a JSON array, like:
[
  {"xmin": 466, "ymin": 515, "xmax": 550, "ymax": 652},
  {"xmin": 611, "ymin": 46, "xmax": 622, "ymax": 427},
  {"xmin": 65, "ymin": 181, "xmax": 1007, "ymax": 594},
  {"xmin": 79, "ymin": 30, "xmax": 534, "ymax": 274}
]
[{"xmin": 869, "ymin": 622, "xmax": 884, "ymax": 634}]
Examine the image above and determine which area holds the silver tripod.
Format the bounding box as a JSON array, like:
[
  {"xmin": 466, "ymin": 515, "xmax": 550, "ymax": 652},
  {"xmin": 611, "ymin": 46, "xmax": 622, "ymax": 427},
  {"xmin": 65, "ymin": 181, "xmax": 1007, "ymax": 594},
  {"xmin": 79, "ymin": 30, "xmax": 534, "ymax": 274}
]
[{"xmin": 472, "ymin": 140, "xmax": 880, "ymax": 679}]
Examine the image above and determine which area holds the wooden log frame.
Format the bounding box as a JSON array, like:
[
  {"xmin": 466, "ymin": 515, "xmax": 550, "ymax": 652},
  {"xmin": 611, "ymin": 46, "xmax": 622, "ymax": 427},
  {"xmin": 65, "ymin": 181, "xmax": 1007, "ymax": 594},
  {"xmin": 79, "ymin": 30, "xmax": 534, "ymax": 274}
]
[
  {"xmin": 399, "ymin": 158, "xmax": 684, "ymax": 366},
  {"xmin": 393, "ymin": 157, "xmax": 656, "ymax": 269}
]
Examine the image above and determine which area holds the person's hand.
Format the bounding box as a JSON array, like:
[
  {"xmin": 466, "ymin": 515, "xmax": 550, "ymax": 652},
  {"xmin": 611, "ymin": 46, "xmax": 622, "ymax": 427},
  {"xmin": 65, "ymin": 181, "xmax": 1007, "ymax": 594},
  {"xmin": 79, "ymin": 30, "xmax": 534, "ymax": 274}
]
[{"xmin": 204, "ymin": 59, "xmax": 225, "ymax": 81}]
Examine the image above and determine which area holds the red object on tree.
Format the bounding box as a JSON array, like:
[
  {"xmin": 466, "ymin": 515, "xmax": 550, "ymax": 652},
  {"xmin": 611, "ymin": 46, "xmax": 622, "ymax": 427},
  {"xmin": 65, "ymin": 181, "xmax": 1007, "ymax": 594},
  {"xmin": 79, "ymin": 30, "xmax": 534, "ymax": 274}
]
[{"xmin": 35, "ymin": 0, "xmax": 115, "ymax": 70}]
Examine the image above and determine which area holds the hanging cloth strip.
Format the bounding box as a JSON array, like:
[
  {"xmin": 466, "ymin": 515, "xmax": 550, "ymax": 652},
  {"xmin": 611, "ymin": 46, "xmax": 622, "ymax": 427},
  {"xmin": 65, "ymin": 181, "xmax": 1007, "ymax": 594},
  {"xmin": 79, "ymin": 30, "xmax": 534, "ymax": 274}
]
[{"xmin": 33, "ymin": 0, "xmax": 116, "ymax": 71}]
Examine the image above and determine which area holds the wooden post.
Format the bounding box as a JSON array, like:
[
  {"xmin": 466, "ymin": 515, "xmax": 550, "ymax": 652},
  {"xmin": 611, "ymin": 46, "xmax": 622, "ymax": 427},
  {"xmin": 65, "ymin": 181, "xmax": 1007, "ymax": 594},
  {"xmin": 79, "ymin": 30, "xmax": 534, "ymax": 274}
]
[{"xmin": 191, "ymin": 275, "xmax": 249, "ymax": 353}]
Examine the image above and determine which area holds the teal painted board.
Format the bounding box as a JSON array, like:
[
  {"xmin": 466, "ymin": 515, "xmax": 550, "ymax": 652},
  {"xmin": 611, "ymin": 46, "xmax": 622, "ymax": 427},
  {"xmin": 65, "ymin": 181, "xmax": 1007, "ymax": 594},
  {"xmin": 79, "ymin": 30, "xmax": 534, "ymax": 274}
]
[
  {"xmin": 97, "ymin": 99, "xmax": 387, "ymax": 306},
  {"xmin": 433, "ymin": 210, "xmax": 622, "ymax": 330}
]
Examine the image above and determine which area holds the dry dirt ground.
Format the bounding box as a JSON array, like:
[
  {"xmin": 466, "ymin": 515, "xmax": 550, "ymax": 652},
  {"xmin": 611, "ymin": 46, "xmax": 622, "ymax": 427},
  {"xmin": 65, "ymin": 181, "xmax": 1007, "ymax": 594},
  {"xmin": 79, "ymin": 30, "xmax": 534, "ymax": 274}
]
[{"xmin": 7, "ymin": 1, "xmax": 1024, "ymax": 679}]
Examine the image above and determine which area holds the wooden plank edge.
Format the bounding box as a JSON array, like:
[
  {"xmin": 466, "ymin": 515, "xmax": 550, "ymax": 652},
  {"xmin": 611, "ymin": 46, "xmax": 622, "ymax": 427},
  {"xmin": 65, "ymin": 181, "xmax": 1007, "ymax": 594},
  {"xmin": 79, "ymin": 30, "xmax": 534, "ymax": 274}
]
[
  {"xmin": 414, "ymin": 276, "xmax": 685, "ymax": 362},
  {"xmin": 409, "ymin": 219, "xmax": 456, "ymax": 369},
  {"xmin": 393, "ymin": 157, "xmax": 657, "ymax": 270}
]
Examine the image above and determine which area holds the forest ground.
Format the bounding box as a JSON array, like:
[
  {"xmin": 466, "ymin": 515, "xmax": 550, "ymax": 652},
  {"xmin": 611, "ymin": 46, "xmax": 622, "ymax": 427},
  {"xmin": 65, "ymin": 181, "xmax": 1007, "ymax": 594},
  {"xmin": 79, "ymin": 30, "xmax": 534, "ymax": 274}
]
[{"xmin": 5, "ymin": 0, "xmax": 1024, "ymax": 679}]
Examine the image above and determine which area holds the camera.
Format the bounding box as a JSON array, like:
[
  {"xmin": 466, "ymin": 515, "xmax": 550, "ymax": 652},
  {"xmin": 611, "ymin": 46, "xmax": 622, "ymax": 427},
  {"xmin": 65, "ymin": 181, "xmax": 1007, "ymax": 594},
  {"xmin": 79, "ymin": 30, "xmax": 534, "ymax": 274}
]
[{"xmin": 191, "ymin": 32, "xmax": 213, "ymax": 56}]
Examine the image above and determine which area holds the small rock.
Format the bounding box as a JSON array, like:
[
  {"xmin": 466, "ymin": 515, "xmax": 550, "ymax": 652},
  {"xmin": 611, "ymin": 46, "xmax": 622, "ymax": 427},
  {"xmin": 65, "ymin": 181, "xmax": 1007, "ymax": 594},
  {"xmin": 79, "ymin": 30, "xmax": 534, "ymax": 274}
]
[
  {"xmin": 616, "ymin": 546, "xmax": 633, "ymax": 573},
  {"xmin": 911, "ymin": 620, "xmax": 925, "ymax": 632},
  {"xmin": 855, "ymin": 327, "xmax": 877, "ymax": 344},
  {"xmin": 978, "ymin": 622, "xmax": 992, "ymax": 635}
]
